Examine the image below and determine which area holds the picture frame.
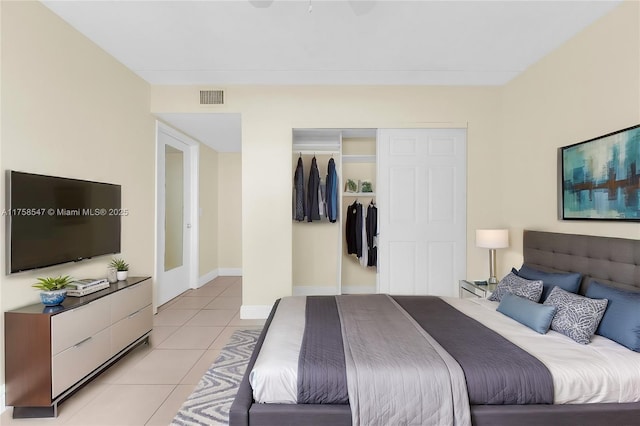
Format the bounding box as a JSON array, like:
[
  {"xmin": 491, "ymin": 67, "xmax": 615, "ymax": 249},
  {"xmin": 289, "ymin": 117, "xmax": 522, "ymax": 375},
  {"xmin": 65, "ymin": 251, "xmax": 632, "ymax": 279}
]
[{"xmin": 560, "ymin": 124, "xmax": 640, "ymax": 221}]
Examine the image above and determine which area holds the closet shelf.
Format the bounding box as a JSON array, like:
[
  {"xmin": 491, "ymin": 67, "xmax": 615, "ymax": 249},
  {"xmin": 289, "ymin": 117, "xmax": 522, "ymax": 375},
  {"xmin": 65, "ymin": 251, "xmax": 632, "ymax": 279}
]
[
  {"xmin": 343, "ymin": 192, "xmax": 376, "ymax": 197},
  {"xmin": 342, "ymin": 155, "xmax": 376, "ymax": 163}
]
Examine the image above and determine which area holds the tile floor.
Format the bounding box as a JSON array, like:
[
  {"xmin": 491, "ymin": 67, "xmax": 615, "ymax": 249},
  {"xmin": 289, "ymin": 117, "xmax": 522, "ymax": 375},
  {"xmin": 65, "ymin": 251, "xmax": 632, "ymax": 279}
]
[{"xmin": 0, "ymin": 276, "xmax": 264, "ymax": 425}]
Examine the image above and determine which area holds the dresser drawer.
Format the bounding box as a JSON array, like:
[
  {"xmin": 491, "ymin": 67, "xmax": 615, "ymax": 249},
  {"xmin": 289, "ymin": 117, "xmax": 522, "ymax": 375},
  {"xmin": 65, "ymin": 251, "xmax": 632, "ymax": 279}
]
[
  {"xmin": 51, "ymin": 327, "xmax": 110, "ymax": 398},
  {"xmin": 51, "ymin": 296, "xmax": 110, "ymax": 355},
  {"xmin": 110, "ymin": 280, "xmax": 152, "ymax": 324},
  {"xmin": 111, "ymin": 304, "xmax": 152, "ymax": 355}
]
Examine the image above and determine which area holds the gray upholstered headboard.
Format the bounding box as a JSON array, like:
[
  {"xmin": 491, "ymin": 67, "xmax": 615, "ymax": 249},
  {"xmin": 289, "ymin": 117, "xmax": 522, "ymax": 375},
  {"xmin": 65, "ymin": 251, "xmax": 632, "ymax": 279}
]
[{"xmin": 523, "ymin": 230, "xmax": 640, "ymax": 294}]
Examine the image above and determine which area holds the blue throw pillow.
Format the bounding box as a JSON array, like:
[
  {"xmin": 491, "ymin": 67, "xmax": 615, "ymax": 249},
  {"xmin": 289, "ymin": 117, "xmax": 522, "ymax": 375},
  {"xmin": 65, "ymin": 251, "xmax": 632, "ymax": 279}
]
[
  {"xmin": 585, "ymin": 281, "xmax": 640, "ymax": 352},
  {"xmin": 497, "ymin": 293, "xmax": 557, "ymax": 334},
  {"xmin": 517, "ymin": 265, "xmax": 582, "ymax": 302}
]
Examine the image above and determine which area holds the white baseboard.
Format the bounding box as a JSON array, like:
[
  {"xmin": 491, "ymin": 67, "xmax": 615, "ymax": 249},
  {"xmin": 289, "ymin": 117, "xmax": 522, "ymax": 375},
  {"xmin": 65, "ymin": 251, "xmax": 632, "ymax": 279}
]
[
  {"xmin": 341, "ymin": 285, "xmax": 376, "ymax": 294},
  {"xmin": 198, "ymin": 268, "xmax": 243, "ymax": 287},
  {"xmin": 240, "ymin": 304, "xmax": 272, "ymax": 319},
  {"xmin": 219, "ymin": 268, "xmax": 242, "ymax": 276},
  {"xmin": 198, "ymin": 269, "xmax": 219, "ymax": 287}
]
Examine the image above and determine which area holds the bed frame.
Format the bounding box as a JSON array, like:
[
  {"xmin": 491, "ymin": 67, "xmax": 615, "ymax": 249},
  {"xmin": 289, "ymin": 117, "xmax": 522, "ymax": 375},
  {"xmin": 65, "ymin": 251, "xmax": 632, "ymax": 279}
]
[{"xmin": 230, "ymin": 230, "xmax": 640, "ymax": 426}]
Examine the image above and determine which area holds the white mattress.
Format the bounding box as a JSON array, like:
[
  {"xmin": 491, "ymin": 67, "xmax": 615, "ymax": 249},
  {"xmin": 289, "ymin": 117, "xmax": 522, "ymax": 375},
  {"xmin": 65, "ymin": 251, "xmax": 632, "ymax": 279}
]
[{"xmin": 250, "ymin": 296, "xmax": 640, "ymax": 405}]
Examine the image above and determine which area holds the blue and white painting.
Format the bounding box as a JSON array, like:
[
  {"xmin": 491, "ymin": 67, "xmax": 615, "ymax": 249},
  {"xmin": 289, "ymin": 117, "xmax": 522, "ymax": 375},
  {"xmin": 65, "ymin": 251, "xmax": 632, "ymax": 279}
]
[{"xmin": 562, "ymin": 125, "xmax": 640, "ymax": 220}]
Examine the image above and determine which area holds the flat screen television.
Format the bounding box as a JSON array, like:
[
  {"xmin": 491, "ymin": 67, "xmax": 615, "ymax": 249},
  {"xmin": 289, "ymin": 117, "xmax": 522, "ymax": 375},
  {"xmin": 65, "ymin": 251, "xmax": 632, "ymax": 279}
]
[{"xmin": 6, "ymin": 171, "xmax": 122, "ymax": 273}]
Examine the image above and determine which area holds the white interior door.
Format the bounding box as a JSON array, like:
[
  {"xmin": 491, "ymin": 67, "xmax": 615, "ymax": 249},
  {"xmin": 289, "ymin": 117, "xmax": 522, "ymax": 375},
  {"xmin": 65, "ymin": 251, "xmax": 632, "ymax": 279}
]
[
  {"xmin": 377, "ymin": 128, "xmax": 466, "ymax": 296},
  {"xmin": 156, "ymin": 122, "xmax": 199, "ymax": 306}
]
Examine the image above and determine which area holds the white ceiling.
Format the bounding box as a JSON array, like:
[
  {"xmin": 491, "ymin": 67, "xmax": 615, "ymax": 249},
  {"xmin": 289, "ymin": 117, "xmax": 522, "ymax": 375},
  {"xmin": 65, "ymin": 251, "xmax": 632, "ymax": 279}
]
[
  {"xmin": 41, "ymin": 0, "xmax": 621, "ymax": 151},
  {"xmin": 155, "ymin": 113, "xmax": 242, "ymax": 152}
]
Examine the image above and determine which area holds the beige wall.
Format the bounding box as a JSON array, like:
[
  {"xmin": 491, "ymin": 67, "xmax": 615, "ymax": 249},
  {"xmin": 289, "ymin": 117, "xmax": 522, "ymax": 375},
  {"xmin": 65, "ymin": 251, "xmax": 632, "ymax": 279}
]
[
  {"xmin": 199, "ymin": 147, "xmax": 243, "ymax": 279},
  {"xmin": 498, "ymin": 0, "xmax": 640, "ymax": 275},
  {"xmin": 218, "ymin": 152, "xmax": 242, "ymax": 270},
  {"xmin": 1, "ymin": 0, "xmax": 154, "ymax": 391},
  {"xmin": 199, "ymin": 143, "xmax": 219, "ymax": 277},
  {"xmin": 152, "ymin": 86, "xmax": 502, "ymax": 308}
]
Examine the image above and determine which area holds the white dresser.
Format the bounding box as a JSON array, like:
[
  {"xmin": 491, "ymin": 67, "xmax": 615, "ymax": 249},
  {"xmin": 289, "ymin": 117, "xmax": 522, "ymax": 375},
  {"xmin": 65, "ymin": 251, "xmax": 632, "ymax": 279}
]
[{"xmin": 5, "ymin": 277, "xmax": 152, "ymax": 418}]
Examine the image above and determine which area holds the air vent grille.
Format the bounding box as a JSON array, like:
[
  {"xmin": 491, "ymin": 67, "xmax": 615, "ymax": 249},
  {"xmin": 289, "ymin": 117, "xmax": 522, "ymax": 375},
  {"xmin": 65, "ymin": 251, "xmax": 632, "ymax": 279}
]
[{"xmin": 200, "ymin": 90, "xmax": 224, "ymax": 105}]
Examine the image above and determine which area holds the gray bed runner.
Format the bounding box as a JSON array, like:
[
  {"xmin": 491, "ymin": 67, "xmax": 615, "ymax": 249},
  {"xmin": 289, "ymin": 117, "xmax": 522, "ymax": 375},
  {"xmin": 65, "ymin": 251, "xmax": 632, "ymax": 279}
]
[
  {"xmin": 336, "ymin": 294, "xmax": 471, "ymax": 426},
  {"xmin": 393, "ymin": 296, "xmax": 554, "ymax": 405},
  {"xmin": 297, "ymin": 296, "xmax": 349, "ymax": 404}
]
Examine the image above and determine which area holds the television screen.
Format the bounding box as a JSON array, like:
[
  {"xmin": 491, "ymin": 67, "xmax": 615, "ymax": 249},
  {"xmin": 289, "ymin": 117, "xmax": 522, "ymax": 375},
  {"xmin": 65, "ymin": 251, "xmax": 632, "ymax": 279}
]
[{"xmin": 7, "ymin": 171, "xmax": 122, "ymax": 273}]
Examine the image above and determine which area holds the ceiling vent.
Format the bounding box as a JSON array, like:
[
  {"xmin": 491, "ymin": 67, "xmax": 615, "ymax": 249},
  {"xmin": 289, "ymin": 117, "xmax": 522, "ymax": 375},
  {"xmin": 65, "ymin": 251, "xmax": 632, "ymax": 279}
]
[{"xmin": 200, "ymin": 90, "xmax": 224, "ymax": 105}]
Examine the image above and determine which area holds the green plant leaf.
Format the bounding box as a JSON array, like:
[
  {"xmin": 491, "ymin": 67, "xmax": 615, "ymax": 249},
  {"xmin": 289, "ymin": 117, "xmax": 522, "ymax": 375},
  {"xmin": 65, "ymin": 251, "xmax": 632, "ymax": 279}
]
[
  {"xmin": 109, "ymin": 257, "xmax": 129, "ymax": 271},
  {"xmin": 32, "ymin": 275, "xmax": 72, "ymax": 291}
]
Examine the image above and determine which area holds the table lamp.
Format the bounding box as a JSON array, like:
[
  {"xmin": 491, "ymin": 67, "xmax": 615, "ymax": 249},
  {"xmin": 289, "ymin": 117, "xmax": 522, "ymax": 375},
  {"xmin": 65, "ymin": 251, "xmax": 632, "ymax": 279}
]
[{"xmin": 476, "ymin": 229, "xmax": 509, "ymax": 284}]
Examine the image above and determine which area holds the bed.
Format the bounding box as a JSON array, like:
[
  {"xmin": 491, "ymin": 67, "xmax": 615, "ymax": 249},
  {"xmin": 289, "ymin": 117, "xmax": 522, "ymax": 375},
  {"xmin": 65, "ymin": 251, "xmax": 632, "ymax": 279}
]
[{"xmin": 230, "ymin": 230, "xmax": 640, "ymax": 425}]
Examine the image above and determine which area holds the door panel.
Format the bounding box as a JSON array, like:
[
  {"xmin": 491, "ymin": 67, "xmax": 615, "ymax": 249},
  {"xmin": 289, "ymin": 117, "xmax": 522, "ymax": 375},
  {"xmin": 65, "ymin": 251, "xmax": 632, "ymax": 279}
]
[
  {"xmin": 165, "ymin": 145, "xmax": 185, "ymax": 271},
  {"xmin": 157, "ymin": 126, "xmax": 192, "ymax": 306},
  {"xmin": 378, "ymin": 128, "xmax": 466, "ymax": 296},
  {"xmin": 389, "ymin": 167, "xmax": 416, "ymax": 224}
]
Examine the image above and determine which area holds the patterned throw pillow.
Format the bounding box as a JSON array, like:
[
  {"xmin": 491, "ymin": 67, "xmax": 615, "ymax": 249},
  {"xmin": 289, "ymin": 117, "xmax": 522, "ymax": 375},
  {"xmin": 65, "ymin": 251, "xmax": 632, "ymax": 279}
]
[
  {"xmin": 488, "ymin": 272, "xmax": 543, "ymax": 303},
  {"xmin": 543, "ymin": 286, "xmax": 608, "ymax": 345}
]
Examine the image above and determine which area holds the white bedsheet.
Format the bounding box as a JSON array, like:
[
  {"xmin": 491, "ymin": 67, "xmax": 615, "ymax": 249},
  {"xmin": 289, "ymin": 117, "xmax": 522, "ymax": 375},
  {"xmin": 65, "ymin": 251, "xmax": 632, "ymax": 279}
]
[
  {"xmin": 446, "ymin": 297, "xmax": 640, "ymax": 404},
  {"xmin": 250, "ymin": 296, "xmax": 305, "ymax": 403},
  {"xmin": 250, "ymin": 296, "xmax": 640, "ymax": 405}
]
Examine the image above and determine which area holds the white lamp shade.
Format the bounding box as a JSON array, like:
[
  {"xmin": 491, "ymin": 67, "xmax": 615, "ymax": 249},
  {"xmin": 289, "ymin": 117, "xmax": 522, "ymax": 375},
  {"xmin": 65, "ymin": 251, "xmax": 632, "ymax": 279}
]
[{"xmin": 476, "ymin": 229, "xmax": 509, "ymax": 249}]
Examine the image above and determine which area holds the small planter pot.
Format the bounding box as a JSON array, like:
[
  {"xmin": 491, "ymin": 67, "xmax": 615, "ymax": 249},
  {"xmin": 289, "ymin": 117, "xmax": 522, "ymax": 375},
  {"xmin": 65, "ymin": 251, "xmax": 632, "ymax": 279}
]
[
  {"xmin": 116, "ymin": 270, "xmax": 128, "ymax": 281},
  {"xmin": 40, "ymin": 289, "xmax": 67, "ymax": 306}
]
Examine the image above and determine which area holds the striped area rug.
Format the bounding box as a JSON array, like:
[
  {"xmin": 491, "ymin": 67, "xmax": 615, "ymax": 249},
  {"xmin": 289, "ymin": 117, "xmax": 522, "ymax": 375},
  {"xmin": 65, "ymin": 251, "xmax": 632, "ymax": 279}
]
[{"xmin": 172, "ymin": 329, "xmax": 261, "ymax": 426}]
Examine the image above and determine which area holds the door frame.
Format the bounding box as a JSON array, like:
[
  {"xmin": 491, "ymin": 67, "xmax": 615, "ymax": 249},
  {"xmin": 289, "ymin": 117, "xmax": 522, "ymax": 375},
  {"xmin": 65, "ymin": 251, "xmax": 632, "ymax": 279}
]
[{"xmin": 155, "ymin": 120, "xmax": 200, "ymax": 309}]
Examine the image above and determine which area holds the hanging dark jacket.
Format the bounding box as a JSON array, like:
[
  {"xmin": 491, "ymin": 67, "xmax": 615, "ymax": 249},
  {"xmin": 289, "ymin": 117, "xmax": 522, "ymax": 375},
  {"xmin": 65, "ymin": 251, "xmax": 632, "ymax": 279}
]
[
  {"xmin": 306, "ymin": 156, "xmax": 321, "ymax": 222},
  {"xmin": 326, "ymin": 158, "xmax": 338, "ymax": 222},
  {"xmin": 293, "ymin": 157, "xmax": 305, "ymax": 221},
  {"xmin": 346, "ymin": 200, "xmax": 363, "ymax": 257},
  {"xmin": 366, "ymin": 202, "xmax": 378, "ymax": 267}
]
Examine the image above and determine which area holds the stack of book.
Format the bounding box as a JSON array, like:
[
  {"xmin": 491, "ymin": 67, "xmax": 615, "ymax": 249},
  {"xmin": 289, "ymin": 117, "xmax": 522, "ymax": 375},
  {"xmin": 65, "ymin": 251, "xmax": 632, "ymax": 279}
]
[{"xmin": 66, "ymin": 278, "xmax": 110, "ymax": 297}]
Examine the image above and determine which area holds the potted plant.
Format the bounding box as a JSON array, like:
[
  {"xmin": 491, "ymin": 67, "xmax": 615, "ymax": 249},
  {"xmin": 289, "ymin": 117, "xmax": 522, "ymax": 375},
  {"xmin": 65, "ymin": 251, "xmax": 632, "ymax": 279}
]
[
  {"xmin": 32, "ymin": 275, "xmax": 72, "ymax": 306},
  {"xmin": 110, "ymin": 258, "xmax": 129, "ymax": 281}
]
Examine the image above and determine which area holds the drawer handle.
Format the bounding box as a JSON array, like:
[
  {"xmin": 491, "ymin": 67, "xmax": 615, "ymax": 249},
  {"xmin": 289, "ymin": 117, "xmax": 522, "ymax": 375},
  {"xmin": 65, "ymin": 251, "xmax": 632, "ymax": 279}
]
[
  {"xmin": 128, "ymin": 307, "xmax": 145, "ymax": 319},
  {"xmin": 68, "ymin": 304, "xmax": 92, "ymax": 314},
  {"xmin": 126, "ymin": 282, "xmax": 146, "ymax": 290},
  {"xmin": 74, "ymin": 336, "xmax": 92, "ymax": 348}
]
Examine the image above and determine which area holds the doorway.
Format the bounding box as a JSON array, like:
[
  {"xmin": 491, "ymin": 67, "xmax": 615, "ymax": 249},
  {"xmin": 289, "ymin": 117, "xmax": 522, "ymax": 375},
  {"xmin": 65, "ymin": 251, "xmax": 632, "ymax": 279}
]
[{"xmin": 156, "ymin": 121, "xmax": 199, "ymax": 307}]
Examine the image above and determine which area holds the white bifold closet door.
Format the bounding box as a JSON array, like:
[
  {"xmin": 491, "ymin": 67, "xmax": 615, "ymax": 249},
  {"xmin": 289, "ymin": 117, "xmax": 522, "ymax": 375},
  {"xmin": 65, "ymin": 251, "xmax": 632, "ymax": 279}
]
[{"xmin": 377, "ymin": 128, "xmax": 466, "ymax": 296}]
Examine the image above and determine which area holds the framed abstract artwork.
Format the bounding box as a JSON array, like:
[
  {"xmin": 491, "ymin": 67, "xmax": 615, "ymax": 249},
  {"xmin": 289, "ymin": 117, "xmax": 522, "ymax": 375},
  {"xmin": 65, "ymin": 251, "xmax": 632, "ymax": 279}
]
[{"xmin": 560, "ymin": 124, "xmax": 640, "ymax": 221}]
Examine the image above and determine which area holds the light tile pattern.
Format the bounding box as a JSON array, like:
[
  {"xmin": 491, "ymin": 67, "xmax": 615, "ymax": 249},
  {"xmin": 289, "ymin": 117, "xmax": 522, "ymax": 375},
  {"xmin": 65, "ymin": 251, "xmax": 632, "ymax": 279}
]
[{"xmin": 0, "ymin": 276, "xmax": 264, "ymax": 426}]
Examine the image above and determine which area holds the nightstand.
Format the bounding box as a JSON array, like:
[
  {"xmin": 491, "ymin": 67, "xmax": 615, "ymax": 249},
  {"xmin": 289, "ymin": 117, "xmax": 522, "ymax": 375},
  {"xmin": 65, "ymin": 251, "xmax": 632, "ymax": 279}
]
[{"xmin": 459, "ymin": 280, "xmax": 497, "ymax": 299}]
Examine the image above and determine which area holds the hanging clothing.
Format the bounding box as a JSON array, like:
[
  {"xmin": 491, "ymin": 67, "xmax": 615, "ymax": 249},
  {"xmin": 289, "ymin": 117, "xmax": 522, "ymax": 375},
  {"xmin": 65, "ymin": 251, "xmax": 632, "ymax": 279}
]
[
  {"xmin": 306, "ymin": 156, "xmax": 321, "ymax": 222},
  {"xmin": 359, "ymin": 205, "xmax": 368, "ymax": 267},
  {"xmin": 318, "ymin": 178, "xmax": 327, "ymax": 219},
  {"xmin": 366, "ymin": 202, "xmax": 378, "ymax": 267},
  {"xmin": 326, "ymin": 158, "xmax": 338, "ymax": 222},
  {"xmin": 346, "ymin": 200, "xmax": 363, "ymax": 257},
  {"xmin": 293, "ymin": 156, "xmax": 305, "ymax": 221}
]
